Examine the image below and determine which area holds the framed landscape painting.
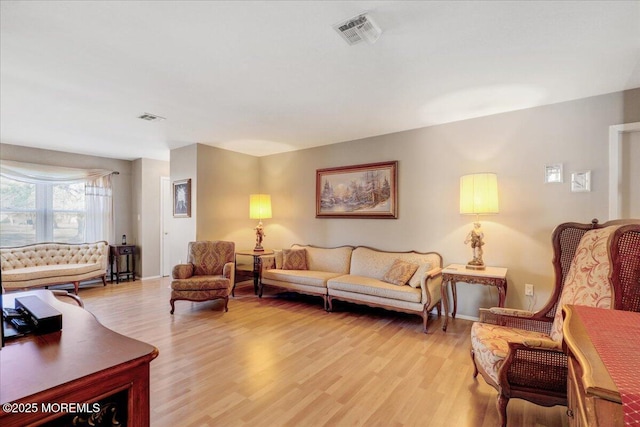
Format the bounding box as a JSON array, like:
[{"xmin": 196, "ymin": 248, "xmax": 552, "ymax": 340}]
[
  {"xmin": 173, "ymin": 179, "xmax": 191, "ymax": 218},
  {"xmin": 316, "ymin": 161, "xmax": 398, "ymax": 218}
]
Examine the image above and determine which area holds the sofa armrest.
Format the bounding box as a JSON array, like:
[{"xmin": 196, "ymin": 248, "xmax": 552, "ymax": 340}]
[
  {"xmin": 223, "ymin": 261, "xmax": 235, "ymax": 286},
  {"xmin": 487, "ymin": 307, "xmax": 535, "ymax": 318},
  {"xmin": 421, "ymin": 267, "xmax": 442, "ymax": 309},
  {"xmin": 172, "ymin": 263, "xmax": 194, "ymax": 280},
  {"xmin": 479, "ymin": 307, "xmax": 554, "ymax": 334}
]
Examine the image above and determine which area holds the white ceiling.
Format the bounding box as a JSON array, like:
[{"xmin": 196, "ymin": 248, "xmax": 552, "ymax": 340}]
[{"xmin": 1, "ymin": 1, "xmax": 639, "ymax": 161}]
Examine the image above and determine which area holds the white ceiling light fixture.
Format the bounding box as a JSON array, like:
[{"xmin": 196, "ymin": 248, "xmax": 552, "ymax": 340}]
[
  {"xmin": 333, "ymin": 13, "xmax": 382, "ymax": 45},
  {"xmin": 137, "ymin": 113, "xmax": 166, "ymax": 122}
]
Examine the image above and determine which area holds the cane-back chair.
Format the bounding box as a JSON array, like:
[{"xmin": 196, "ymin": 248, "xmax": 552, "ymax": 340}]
[
  {"xmin": 470, "ymin": 219, "xmax": 640, "ymax": 427},
  {"xmin": 170, "ymin": 241, "xmax": 235, "ymax": 314}
]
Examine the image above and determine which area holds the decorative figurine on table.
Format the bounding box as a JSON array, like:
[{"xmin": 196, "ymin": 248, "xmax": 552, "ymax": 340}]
[
  {"xmin": 464, "ymin": 222, "xmax": 485, "ymax": 270},
  {"xmin": 254, "ymin": 222, "xmax": 265, "ymax": 252}
]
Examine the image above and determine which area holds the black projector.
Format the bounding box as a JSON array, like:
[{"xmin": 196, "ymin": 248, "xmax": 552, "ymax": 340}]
[{"xmin": 15, "ymin": 295, "xmax": 62, "ymax": 334}]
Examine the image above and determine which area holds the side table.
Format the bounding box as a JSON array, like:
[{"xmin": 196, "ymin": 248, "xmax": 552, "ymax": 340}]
[
  {"xmin": 234, "ymin": 249, "xmax": 274, "ymax": 296},
  {"xmin": 110, "ymin": 244, "xmax": 136, "ymax": 284},
  {"xmin": 441, "ymin": 263, "xmax": 508, "ymax": 331}
]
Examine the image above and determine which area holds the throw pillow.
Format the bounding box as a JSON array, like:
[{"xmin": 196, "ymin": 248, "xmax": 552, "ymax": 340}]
[
  {"xmin": 383, "ymin": 259, "xmax": 419, "ymax": 286},
  {"xmin": 282, "ymin": 249, "xmax": 308, "ymax": 270},
  {"xmin": 408, "ymin": 262, "xmax": 432, "ymax": 288}
]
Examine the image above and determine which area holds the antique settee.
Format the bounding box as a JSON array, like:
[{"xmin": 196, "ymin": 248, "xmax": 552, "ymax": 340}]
[
  {"xmin": 259, "ymin": 244, "xmax": 443, "ymax": 332},
  {"xmin": 1, "ymin": 241, "xmax": 109, "ymax": 294}
]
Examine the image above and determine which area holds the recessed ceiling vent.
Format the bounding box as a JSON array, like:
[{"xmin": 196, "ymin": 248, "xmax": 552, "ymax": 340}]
[
  {"xmin": 333, "ymin": 13, "xmax": 382, "ymax": 45},
  {"xmin": 138, "ymin": 113, "xmax": 165, "ymax": 122}
]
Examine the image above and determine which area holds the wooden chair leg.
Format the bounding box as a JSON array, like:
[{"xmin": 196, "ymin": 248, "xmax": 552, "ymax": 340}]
[
  {"xmin": 73, "ymin": 281, "xmax": 79, "ymax": 295},
  {"xmin": 170, "ymin": 299, "xmax": 176, "ymax": 314},
  {"xmin": 470, "ymin": 348, "xmax": 479, "ymax": 378},
  {"xmin": 497, "ymin": 393, "xmax": 508, "ymax": 427}
]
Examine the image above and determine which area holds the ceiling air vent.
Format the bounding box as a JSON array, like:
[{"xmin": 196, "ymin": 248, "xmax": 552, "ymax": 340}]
[
  {"xmin": 333, "ymin": 13, "xmax": 382, "ymax": 45},
  {"xmin": 137, "ymin": 113, "xmax": 165, "ymax": 122}
]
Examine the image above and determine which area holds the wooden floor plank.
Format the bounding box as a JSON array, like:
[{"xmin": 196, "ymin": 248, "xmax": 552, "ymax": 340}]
[{"xmin": 67, "ymin": 278, "xmax": 568, "ymax": 427}]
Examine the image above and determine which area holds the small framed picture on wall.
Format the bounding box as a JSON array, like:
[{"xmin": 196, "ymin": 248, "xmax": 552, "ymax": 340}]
[{"xmin": 173, "ymin": 179, "xmax": 191, "ymax": 218}]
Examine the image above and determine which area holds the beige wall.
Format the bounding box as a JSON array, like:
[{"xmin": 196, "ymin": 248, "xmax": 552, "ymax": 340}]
[
  {"xmin": 169, "ymin": 144, "xmax": 259, "ymax": 267},
  {"xmin": 258, "ymin": 89, "xmax": 640, "ymax": 318},
  {"xmin": 169, "ymin": 144, "xmax": 198, "ymax": 265}
]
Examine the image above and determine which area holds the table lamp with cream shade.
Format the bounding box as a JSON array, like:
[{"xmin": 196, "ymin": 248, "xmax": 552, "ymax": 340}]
[
  {"xmin": 250, "ymin": 194, "xmax": 272, "ymax": 252},
  {"xmin": 460, "ymin": 173, "xmax": 499, "ymax": 270}
]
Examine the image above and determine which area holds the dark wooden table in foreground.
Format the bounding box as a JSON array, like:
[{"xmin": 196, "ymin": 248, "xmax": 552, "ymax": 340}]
[{"xmin": 0, "ymin": 290, "xmax": 158, "ymax": 427}]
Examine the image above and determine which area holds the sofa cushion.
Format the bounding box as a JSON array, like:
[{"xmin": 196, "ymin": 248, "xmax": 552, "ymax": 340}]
[
  {"xmin": 382, "ymin": 259, "xmax": 419, "ymax": 286},
  {"xmin": 262, "ymin": 269, "xmax": 341, "ymax": 288},
  {"xmin": 327, "ymin": 275, "xmax": 422, "ymax": 303},
  {"xmin": 407, "ymin": 263, "xmax": 428, "ymax": 288},
  {"xmin": 470, "ymin": 322, "xmax": 554, "ymax": 385},
  {"xmin": 350, "ymin": 247, "xmax": 435, "ymax": 288},
  {"xmin": 2, "ymin": 263, "xmax": 102, "ymax": 282},
  {"xmin": 291, "ymin": 245, "xmax": 353, "ymax": 274},
  {"xmin": 282, "ymin": 249, "xmax": 308, "ymax": 270},
  {"xmin": 273, "ymin": 250, "xmax": 283, "ymax": 269},
  {"xmin": 171, "ymin": 275, "xmax": 229, "ymax": 291}
]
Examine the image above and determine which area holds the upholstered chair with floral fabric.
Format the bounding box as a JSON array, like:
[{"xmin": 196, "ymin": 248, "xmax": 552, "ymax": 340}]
[
  {"xmin": 170, "ymin": 241, "xmax": 235, "ymax": 314},
  {"xmin": 470, "ymin": 220, "xmax": 640, "ymax": 427}
]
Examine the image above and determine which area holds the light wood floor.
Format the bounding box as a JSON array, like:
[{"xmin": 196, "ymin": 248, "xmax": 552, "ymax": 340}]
[{"xmin": 74, "ymin": 278, "xmax": 568, "ymax": 427}]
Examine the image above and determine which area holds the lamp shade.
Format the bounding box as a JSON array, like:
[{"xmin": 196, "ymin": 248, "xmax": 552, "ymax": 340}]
[
  {"xmin": 249, "ymin": 194, "xmax": 272, "ymax": 219},
  {"xmin": 460, "ymin": 173, "xmax": 499, "ymax": 215}
]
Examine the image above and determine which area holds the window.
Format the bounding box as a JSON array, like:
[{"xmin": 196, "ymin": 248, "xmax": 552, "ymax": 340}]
[
  {"xmin": 0, "ymin": 177, "xmax": 86, "ymax": 246},
  {"xmin": 0, "ymin": 161, "xmax": 114, "ymax": 247}
]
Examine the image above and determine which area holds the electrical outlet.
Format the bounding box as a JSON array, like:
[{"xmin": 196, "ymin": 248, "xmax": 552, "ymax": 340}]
[{"xmin": 525, "ymin": 283, "xmax": 534, "ymax": 297}]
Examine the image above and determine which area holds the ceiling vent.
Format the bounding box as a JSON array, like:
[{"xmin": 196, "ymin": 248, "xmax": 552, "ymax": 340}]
[
  {"xmin": 333, "ymin": 13, "xmax": 382, "ymax": 45},
  {"xmin": 138, "ymin": 113, "xmax": 165, "ymax": 122}
]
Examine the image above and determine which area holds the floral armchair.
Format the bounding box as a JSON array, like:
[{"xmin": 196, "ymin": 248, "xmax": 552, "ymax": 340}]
[
  {"xmin": 470, "ymin": 219, "xmax": 640, "ymax": 427},
  {"xmin": 170, "ymin": 241, "xmax": 235, "ymax": 314}
]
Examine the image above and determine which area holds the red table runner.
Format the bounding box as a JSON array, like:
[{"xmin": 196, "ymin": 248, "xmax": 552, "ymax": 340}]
[{"xmin": 575, "ymin": 305, "xmax": 640, "ymax": 426}]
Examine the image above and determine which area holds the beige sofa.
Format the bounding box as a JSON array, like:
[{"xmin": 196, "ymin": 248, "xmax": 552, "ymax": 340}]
[
  {"xmin": 1, "ymin": 241, "xmax": 109, "ymax": 294},
  {"xmin": 260, "ymin": 244, "xmax": 443, "ymax": 333}
]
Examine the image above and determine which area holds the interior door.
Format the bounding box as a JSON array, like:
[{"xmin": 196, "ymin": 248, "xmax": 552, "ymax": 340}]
[
  {"xmin": 161, "ymin": 177, "xmax": 172, "ymax": 276},
  {"xmin": 621, "ymin": 130, "xmax": 640, "ymax": 218}
]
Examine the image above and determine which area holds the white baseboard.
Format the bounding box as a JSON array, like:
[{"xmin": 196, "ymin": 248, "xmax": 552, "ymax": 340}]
[{"xmin": 446, "ymin": 313, "xmax": 480, "ymax": 322}]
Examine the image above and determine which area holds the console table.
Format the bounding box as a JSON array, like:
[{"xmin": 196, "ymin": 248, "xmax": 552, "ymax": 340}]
[
  {"xmin": 0, "ymin": 290, "xmax": 158, "ymax": 427},
  {"xmin": 441, "ymin": 264, "xmax": 508, "ymax": 331},
  {"xmin": 110, "ymin": 244, "xmax": 136, "ymax": 283},
  {"xmin": 234, "ymin": 249, "xmax": 274, "ymax": 296},
  {"xmin": 563, "ymin": 305, "xmax": 639, "ymax": 427}
]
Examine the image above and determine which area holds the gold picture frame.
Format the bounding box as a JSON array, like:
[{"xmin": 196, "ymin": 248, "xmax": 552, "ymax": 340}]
[
  {"xmin": 316, "ymin": 161, "xmax": 398, "ymax": 218},
  {"xmin": 173, "ymin": 179, "xmax": 191, "ymax": 218}
]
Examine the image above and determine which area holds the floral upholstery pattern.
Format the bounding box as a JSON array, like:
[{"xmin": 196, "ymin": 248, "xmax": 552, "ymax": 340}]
[
  {"xmin": 188, "ymin": 241, "xmax": 234, "ymax": 276},
  {"xmin": 548, "ymin": 226, "xmax": 617, "ymax": 342},
  {"xmin": 471, "ymin": 225, "xmax": 619, "ymax": 387},
  {"xmin": 170, "ymin": 240, "xmax": 235, "ymax": 314},
  {"xmin": 172, "ymin": 263, "xmax": 194, "ymax": 280},
  {"xmin": 471, "ymin": 322, "xmax": 553, "ymax": 385}
]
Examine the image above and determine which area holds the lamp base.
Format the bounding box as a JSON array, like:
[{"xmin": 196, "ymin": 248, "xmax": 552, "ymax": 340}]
[
  {"xmin": 253, "ymin": 246, "xmax": 265, "ymax": 252},
  {"xmin": 466, "ymin": 263, "xmax": 486, "ymax": 270}
]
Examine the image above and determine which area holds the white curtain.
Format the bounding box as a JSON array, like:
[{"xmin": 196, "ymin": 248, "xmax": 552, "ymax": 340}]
[
  {"xmin": 0, "ymin": 160, "xmax": 116, "ymax": 244},
  {"xmin": 85, "ymin": 174, "xmax": 114, "ymax": 244}
]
